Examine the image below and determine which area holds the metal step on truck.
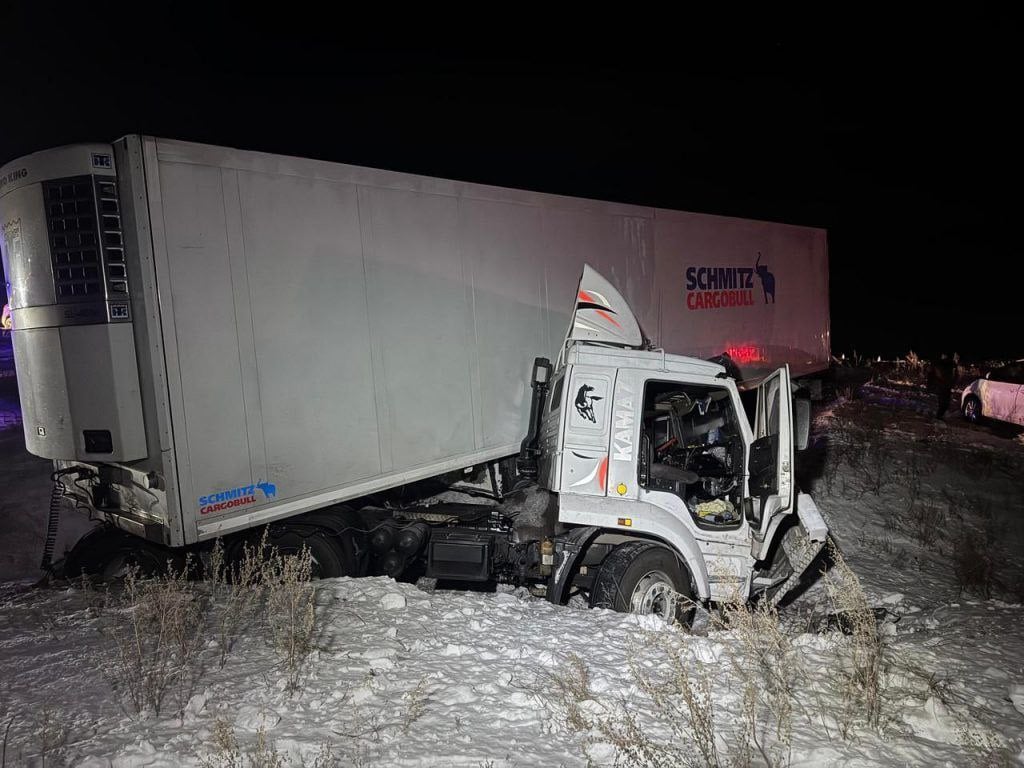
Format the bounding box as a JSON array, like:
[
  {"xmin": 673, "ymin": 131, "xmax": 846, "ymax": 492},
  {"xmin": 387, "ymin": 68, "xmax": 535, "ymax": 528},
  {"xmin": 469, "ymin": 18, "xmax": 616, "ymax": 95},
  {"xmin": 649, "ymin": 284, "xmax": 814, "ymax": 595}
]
[{"xmin": 0, "ymin": 137, "xmax": 830, "ymax": 620}]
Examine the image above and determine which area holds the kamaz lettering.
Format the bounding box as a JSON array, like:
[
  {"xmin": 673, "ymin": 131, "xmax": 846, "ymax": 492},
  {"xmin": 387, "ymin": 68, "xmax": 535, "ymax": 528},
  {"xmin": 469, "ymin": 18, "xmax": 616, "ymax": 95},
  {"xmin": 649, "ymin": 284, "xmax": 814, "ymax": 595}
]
[{"xmin": 613, "ymin": 391, "xmax": 634, "ymax": 462}]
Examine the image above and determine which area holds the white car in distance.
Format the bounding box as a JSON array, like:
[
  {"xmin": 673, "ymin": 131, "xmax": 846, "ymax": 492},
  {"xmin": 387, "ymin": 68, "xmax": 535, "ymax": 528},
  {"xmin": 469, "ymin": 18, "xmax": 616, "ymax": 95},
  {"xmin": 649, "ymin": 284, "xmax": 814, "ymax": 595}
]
[{"xmin": 961, "ymin": 361, "xmax": 1024, "ymax": 426}]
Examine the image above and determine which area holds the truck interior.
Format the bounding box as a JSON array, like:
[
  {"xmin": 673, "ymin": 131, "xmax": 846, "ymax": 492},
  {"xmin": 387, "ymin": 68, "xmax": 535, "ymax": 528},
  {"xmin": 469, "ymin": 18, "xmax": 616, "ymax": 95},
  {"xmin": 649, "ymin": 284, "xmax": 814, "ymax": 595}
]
[{"xmin": 639, "ymin": 380, "xmax": 745, "ymax": 529}]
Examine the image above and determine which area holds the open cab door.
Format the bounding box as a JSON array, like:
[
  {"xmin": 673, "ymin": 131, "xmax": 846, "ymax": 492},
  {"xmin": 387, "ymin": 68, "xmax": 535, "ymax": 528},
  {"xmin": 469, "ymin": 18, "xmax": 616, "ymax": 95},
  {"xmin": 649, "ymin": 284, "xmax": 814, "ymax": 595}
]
[
  {"xmin": 748, "ymin": 365, "xmax": 830, "ymax": 607},
  {"xmin": 748, "ymin": 365, "xmax": 794, "ymax": 536}
]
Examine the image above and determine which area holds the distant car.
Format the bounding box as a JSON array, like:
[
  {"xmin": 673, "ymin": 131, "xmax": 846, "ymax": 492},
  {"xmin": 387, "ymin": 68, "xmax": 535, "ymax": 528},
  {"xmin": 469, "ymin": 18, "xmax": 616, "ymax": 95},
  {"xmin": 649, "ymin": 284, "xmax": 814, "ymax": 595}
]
[{"xmin": 961, "ymin": 361, "xmax": 1024, "ymax": 426}]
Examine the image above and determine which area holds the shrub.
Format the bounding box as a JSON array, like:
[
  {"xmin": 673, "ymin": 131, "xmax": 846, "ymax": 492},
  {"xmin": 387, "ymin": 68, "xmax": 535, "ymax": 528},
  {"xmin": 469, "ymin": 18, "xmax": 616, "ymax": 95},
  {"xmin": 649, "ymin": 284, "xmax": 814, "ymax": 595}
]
[
  {"xmin": 98, "ymin": 557, "xmax": 208, "ymax": 717},
  {"xmin": 264, "ymin": 544, "xmax": 317, "ymax": 691}
]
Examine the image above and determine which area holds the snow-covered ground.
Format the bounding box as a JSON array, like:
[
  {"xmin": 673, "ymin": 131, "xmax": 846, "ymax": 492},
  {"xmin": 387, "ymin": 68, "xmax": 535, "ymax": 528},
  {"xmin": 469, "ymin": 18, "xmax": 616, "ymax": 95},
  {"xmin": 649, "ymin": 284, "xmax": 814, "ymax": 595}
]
[{"xmin": 1, "ymin": 380, "xmax": 1023, "ymax": 766}]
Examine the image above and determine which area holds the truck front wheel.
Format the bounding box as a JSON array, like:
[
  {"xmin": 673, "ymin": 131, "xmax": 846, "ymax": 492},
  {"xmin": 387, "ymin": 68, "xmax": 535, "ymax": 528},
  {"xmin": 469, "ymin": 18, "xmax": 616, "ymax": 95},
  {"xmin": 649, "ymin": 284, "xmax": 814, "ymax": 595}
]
[{"xmin": 590, "ymin": 541, "xmax": 693, "ymax": 625}]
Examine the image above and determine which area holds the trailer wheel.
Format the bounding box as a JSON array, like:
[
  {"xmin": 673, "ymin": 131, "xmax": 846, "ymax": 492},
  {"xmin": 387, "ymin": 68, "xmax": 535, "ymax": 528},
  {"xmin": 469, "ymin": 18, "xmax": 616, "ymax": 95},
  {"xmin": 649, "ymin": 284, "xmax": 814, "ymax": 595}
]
[
  {"xmin": 268, "ymin": 528, "xmax": 353, "ymax": 579},
  {"xmin": 590, "ymin": 540, "xmax": 693, "ymax": 625},
  {"xmin": 64, "ymin": 527, "xmax": 183, "ymax": 581}
]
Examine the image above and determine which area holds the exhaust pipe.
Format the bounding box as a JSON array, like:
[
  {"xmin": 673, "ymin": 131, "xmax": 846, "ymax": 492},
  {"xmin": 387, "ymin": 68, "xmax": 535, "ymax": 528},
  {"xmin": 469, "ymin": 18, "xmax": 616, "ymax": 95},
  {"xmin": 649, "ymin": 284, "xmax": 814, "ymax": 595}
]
[{"xmin": 517, "ymin": 357, "xmax": 552, "ymax": 477}]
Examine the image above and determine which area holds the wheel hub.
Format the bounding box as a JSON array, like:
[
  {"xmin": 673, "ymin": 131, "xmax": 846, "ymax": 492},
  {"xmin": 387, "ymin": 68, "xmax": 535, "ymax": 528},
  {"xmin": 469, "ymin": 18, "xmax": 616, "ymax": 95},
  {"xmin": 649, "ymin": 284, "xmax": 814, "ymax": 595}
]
[
  {"xmin": 630, "ymin": 570, "xmax": 678, "ymax": 620},
  {"xmin": 965, "ymin": 399, "xmax": 978, "ymax": 420}
]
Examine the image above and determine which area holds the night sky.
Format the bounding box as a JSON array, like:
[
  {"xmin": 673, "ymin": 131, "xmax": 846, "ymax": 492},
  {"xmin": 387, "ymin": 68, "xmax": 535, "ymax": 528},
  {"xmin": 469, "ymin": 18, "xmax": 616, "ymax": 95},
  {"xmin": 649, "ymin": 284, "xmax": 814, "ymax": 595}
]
[{"xmin": 3, "ymin": 12, "xmax": 1020, "ymax": 362}]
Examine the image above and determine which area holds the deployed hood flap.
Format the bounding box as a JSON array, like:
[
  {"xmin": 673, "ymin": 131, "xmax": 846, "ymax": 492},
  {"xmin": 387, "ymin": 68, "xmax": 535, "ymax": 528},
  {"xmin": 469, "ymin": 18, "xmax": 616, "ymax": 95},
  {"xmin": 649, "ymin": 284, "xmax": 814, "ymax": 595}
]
[{"xmin": 567, "ymin": 264, "xmax": 644, "ymax": 348}]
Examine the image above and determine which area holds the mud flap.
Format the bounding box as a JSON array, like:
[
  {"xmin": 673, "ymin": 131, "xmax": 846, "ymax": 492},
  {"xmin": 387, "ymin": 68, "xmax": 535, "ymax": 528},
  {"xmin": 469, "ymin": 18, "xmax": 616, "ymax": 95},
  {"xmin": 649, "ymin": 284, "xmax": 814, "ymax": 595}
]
[
  {"xmin": 766, "ymin": 493, "xmax": 828, "ymax": 609},
  {"xmin": 546, "ymin": 525, "xmax": 600, "ymax": 605}
]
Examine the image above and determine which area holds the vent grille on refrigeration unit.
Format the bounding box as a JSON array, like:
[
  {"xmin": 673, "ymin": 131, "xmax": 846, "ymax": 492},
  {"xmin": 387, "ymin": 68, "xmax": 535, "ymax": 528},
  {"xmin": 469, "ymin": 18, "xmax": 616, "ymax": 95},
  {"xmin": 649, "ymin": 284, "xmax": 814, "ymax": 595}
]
[
  {"xmin": 43, "ymin": 177, "xmax": 102, "ymax": 301},
  {"xmin": 42, "ymin": 175, "xmax": 128, "ymax": 307}
]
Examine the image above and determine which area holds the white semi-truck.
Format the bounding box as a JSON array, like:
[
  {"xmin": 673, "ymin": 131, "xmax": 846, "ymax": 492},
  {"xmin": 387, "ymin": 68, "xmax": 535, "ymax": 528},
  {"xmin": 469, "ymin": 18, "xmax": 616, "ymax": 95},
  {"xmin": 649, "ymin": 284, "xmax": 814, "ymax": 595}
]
[{"xmin": 0, "ymin": 137, "xmax": 830, "ymax": 619}]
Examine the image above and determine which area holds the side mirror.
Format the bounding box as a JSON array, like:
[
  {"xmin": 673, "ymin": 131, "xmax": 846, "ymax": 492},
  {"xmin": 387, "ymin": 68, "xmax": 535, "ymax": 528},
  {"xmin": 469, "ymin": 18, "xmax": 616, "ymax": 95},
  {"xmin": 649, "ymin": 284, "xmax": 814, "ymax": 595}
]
[{"xmin": 794, "ymin": 397, "xmax": 811, "ymax": 451}]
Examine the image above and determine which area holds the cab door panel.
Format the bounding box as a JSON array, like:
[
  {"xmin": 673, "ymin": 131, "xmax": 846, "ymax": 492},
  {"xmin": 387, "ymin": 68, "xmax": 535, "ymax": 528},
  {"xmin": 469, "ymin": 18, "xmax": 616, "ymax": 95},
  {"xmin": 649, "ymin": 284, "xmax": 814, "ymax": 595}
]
[
  {"xmin": 749, "ymin": 365, "xmax": 794, "ymax": 540},
  {"xmin": 605, "ymin": 369, "xmax": 643, "ymax": 500}
]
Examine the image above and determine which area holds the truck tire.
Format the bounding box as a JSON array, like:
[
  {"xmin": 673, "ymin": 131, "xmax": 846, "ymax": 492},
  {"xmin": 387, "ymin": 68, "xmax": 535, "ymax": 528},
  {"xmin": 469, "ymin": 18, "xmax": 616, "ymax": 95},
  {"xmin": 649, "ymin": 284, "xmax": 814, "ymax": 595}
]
[
  {"xmin": 590, "ymin": 540, "xmax": 693, "ymax": 625},
  {"xmin": 64, "ymin": 526, "xmax": 183, "ymax": 581},
  {"xmin": 268, "ymin": 528, "xmax": 353, "ymax": 579}
]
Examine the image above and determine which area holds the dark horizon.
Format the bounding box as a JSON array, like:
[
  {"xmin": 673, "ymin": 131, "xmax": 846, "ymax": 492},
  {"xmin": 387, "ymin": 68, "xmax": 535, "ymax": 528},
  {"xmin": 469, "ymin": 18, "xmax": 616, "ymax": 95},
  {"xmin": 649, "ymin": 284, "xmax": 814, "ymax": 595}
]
[{"xmin": 3, "ymin": 16, "xmax": 1020, "ymax": 363}]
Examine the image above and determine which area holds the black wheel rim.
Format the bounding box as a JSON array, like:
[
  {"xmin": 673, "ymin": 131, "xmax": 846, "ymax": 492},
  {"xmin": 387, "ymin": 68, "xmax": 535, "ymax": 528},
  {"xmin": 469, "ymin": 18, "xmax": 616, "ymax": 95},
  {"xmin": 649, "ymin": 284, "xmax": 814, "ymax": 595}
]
[{"xmin": 964, "ymin": 398, "xmax": 979, "ymax": 421}]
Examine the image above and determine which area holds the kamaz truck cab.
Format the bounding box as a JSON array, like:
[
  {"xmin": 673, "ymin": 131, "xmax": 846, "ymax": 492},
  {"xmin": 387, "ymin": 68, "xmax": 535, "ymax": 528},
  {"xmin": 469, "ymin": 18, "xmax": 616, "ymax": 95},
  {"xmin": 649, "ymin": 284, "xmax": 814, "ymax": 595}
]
[{"xmin": 522, "ymin": 266, "xmax": 828, "ymax": 618}]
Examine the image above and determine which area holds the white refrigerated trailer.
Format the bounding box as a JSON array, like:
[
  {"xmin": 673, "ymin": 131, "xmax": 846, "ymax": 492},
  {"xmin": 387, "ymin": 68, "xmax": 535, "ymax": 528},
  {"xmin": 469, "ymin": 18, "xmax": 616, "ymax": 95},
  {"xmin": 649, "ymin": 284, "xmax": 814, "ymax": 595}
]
[{"xmin": 0, "ymin": 137, "xmax": 829, "ymax": 617}]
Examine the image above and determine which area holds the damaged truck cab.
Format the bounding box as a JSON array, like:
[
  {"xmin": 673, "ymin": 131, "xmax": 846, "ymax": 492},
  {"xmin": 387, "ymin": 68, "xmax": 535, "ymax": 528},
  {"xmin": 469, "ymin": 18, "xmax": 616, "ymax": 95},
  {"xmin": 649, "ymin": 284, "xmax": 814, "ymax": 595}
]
[{"xmin": 523, "ymin": 266, "xmax": 829, "ymax": 617}]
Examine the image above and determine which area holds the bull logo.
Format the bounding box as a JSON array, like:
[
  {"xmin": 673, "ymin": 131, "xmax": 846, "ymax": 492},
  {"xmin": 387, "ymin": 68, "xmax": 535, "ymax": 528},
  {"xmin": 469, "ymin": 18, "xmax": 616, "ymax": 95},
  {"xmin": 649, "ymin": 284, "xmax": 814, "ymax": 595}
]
[
  {"xmin": 574, "ymin": 384, "xmax": 603, "ymax": 423},
  {"xmin": 256, "ymin": 480, "xmax": 277, "ymax": 499}
]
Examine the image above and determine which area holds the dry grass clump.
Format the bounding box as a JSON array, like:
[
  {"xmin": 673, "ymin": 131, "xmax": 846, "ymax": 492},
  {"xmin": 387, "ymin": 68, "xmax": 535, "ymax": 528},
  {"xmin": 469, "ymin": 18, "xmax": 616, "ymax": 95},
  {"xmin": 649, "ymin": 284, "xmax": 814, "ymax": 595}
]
[
  {"xmin": 821, "ymin": 544, "xmax": 883, "ymax": 736},
  {"xmin": 98, "ymin": 556, "xmax": 208, "ymax": 717},
  {"xmin": 96, "ymin": 530, "xmax": 323, "ymax": 716}
]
